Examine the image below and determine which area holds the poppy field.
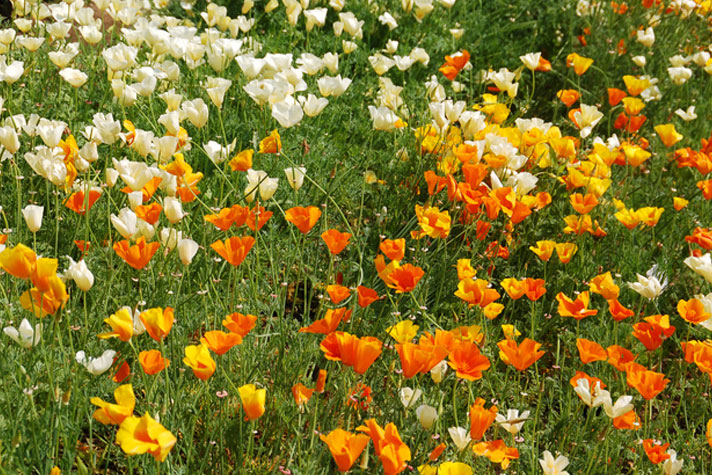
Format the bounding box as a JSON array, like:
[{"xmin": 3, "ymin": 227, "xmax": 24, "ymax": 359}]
[{"xmin": 1, "ymin": 0, "xmax": 712, "ymax": 473}]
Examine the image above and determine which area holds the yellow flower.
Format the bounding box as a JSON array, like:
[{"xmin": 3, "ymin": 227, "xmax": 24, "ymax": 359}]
[
  {"xmin": 386, "ymin": 320, "xmax": 419, "ymax": 344},
  {"xmin": 238, "ymin": 384, "xmax": 266, "ymax": 421},
  {"xmin": 183, "ymin": 344, "xmax": 216, "ymax": 380},
  {"xmin": 99, "ymin": 307, "xmax": 134, "ymax": 341},
  {"xmin": 91, "ymin": 384, "xmax": 135, "ymax": 425},
  {"xmin": 654, "ymin": 124, "xmax": 683, "ymax": 148},
  {"xmin": 116, "ymin": 413, "xmax": 177, "ymax": 462}
]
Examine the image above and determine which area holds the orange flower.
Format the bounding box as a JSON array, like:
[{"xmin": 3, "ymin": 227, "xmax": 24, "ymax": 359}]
[
  {"xmin": 299, "ymin": 308, "xmax": 351, "ymax": 334},
  {"xmin": 576, "ymin": 338, "xmax": 607, "ymax": 364},
  {"xmin": 707, "ymin": 419, "xmax": 712, "ymax": 447},
  {"xmin": 569, "ymin": 192, "xmax": 599, "ymax": 214},
  {"xmin": 0, "ymin": 243, "xmax": 37, "ymax": 279},
  {"xmin": 396, "ymin": 342, "xmax": 448, "ymax": 379},
  {"xmin": 497, "ymin": 338, "xmax": 545, "ymax": 371},
  {"xmin": 386, "ymin": 264, "xmax": 424, "ymax": 293},
  {"xmin": 139, "ymin": 307, "xmax": 175, "ymax": 341},
  {"xmin": 133, "ymin": 202, "xmax": 162, "ymax": 225},
  {"xmin": 455, "ymin": 278, "xmax": 500, "ymax": 308},
  {"xmin": 632, "ymin": 314, "xmax": 675, "ymax": 351},
  {"xmin": 380, "ymin": 238, "xmax": 406, "ymax": 261},
  {"xmin": 357, "ymin": 419, "xmax": 411, "ymax": 475},
  {"xmin": 210, "ymin": 236, "xmax": 255, "ymax": 266},
  {"xmin": 357, "ymin": 285, "xmax": 380, "ymax": 307},
  {"xmin": 500, "ymin": 278, "xmax": 526, "ymax": 300},
  {"xmin": 113, "ymin": 237, "xmax": 160, "ymax": 270},
  {"xmin": 685, "ymin": 227, "xmax": 712, "ymax": 249},
  {"xmin": 112, "ymin": 360, "xmax": 131, "ymax": 383},
  {"xmin": 447, "ymin": 340, "xmax": 491, "ymax": 381},
  {"xmin": 183, "ymin": 344, "xmax": 216, "ymax": 381},
  {"xmin": 607, "ymin": 88, "xmax": 627, "ymax": 106},
  {"xmin": 65, "ymin": 190, "xmax": 101, "ymax": 215},
  {"xmin": 589, "ymin": 272, "xmax": 620, "ymax": 300},
  {"xmin": 19, "ymin": 276, "xmax": 69, "ymax": 318},
  {"xmin": 626, "ymin": 367, "xmax": 669, "ymax": 400},
  {"xmin": 139, "ymin": 350, "xmax": 170, "ymax": 375},
  {"xmin": 557, "ymin": 89, "xmax": 580, "ymax": 107},
  {"xmin": 414, "ymin": 205, "xmax": 451, "ymax": 239},
  {"xmin": 698, "ymin": 179, "xmax": 712, "ymax": 200},
  {"xmin": 316, "ymin": 369, "xmax": 327, "ymax": 393},
  {"xmin": 204, "ymin": 205, "xmax": 249, "ymax": 230},
  {"xmin": 523, "ymin": 278, "xmax": 546, "ymax": 301},
  {"xmin": 469, "ymin": 398, "xmax": 498, "ymax": 440},
  {"xmin": 320, "ymin": 429, "xmax": 370, "ymax": 472},
  {"xmin": 613, "ymin": 410, "xmax": 641, "ymax": 430},
  {"xmin": 556, "ymin": 291, "xmax": 598, "ymax": 320},
  {"xmin": 320, "ymin": 331, "xmax": 383, "ymax": 374},
  {"xmin": 429, "ymin": 443, "xmax": 446, "ymax": 461},
  {"xmin": 229, "ymin": 149, "xmax": 254, "ymax": 171},
  {"xmin": 291, "ymin": 383, "xmax": 314, "ymax": 408},
  {"xmin": 555, "ymin": 242, "xmax": 578, "ymax": 263},
  {"xmin": 259, "ymin": 129, "xmax": 281, "ymax": 154},
  {"xmin": 326, "ymin": 284, "xmax": 351, "ymax": 304},
  {"xmin": 529, "ymin": 240, "xmax": 555, "ymax": 262},
  {"xmin": 246, "ymin": 205, "xmax": 273, "ymax": 231},
  {"xmin": 472, "ymin": 439, "xmax": 519, "ymax": 470},
  {"xmin": 642, "ymin": 439, "xmax": 670, "ymax": 464},
  {"xmin": 321, "ymin": 229, "xmax": 351, "ymax": 255},
  {"xmin": 200, "ymin": 330, "xmax": 243, "ymax": 354},
  {"xmin": 238, "ymin": 384, "xmax": 266, "ymax": 420},
  {"xmin": 285, "ymin": 206, "xmax": 322, "ymax": 234},
  {"xmin": 608, "ymin": 298, "xmax": 634, "ymax": 321},
  {"xmin": 222, "ymin": 312, "xmax": 257, "ymax": 337},
  {"xmin": 606, "ymin": 345, "xmax": 637, "ymax": 372},
  {"xmin": 678, "ymin": 298, "xmax": 711, "ymax": 324},
  {"xmin": 456, "ymin": 259, "xmax": 476, "ymax": 281},
  {"xmin": 439, "ymin": 50, "xmax": 470, "ymax": 80}
]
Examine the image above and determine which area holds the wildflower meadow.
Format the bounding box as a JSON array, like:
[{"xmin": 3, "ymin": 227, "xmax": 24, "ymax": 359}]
[{"xmin": 1, "ymin": 0, "xmax": 712, "ymax": 473}]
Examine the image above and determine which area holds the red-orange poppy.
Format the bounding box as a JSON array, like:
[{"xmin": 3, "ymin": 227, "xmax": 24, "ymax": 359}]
[
  {"xmin": 285, "ymin": 206, "xmax": 322, "ymax": 234},
  {"xmin": 320, "ymin": 331, "xmax": 383, "ymax": 374},
  {"xmin": 439, "ymin": 50, "xmax": 470, "ymax": 80},
  {"xmin": 395, "ymin": 342, "xmax": 448, "ymax": 379},
  {"xmin": 357, "ymin": 285, "xmax": 379, "ymax": 307},
  {"xmin": 606, "ymin": 345, "xmax": 637, "ymax": 372},
  {"xmin": 576, "ymin": 338, "xmax": 607, "ymax": 364},
  {"xmin": 65, "ymin": 190, "xmax": 101, "ymax": 215},
  {"xmin": 246, "ymin": 205, "xmax": 273, "ymax": 231},
  {"xmin": 642, "ymin": 439, "xmax": 670, "ymax": 464},
  {"xmin": 139, "ymin": 350, "xmax": 170, "ymax": 375},
  {"xmin": 469, "ymin": 398, "xmax": 498, "ymax": 440},
  {"xmin": 321, "ymin": 229, "xmax": 351, "ymax": 255},
  {"xmin": 326, "ymin": 284, "xmax": 351, "ymax": 304},
  {"xmin": 134, "ymin": 202, "xmax": 162, "ymax": 225},
  {"xmin": 210, "ymin": 236, "xmax": 255, "ymax": 266},
  {"xmin": 556, "ymin": 291, "xmax": 598, "ymax": 320},
  {"xmin": 113, "ymin": 237, "xmax": 160, "ymax": 270},
  {"xmin": 200, "ymin": 330, "xmax": 243, "ymax": 354},
  {"xmin": 299, "ymin": 308, "xmax": 351, "ymax": 334},
  {"xmin": 447, "ymin": 340, "xmax": 491, "ymax": 381},
  {"xmin": 222, "ymin": 312, "xmax": 257, "ymax": 337},
  {"xmin": 497, "ymin": 338, "xmax": 545, "ymax": 371},
  {"xmin": 380, "ymin": 239, "xmax": 406, "ymax": 261},
  {"xmin": 291, "ymin": 383, "xmax": 314, "ymax": 407},
  {"xmin": 386, "ymin": 264, "xmax": 424, "ymax": 293},
  {"xmin": 626, "ymin": 367, "xmax": 669, "ymax": 400},
  {"xmin": 607, "ymin": 298, "xmax": 634, "ymax": 321},
  {"xmin": 320, "ymin": 429, "xmax": 370, "ymax": 472},
  {"xmin": 607, "ymin": 88, "xmax": 628, "ymax": 106}
]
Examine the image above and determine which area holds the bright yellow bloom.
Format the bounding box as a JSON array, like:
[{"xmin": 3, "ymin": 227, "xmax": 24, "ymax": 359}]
[
  {"xmin": 91, "ymin": 384, "xmax": 135, "ymax": 425},
  {"xmin": 116, "ymin": 413, "xmax": 176, "ymax": 462},
  {"xmin": 386, "ymin": 320, "xmax": 419, "ymax": 344},
  {"xmin": 654, "ymin": 124, "xmax": 683, "ymax": 147},
  {"xmin": 99, "ymin": 307, "xmax": 134, "ymax": 341},
  {"xmin": 183, "ymin": 343, "xmax": 216, "ymax": 380},
  {"xmin": 238, "ymin": 384, "xmax": 266, "ymax": 421}
]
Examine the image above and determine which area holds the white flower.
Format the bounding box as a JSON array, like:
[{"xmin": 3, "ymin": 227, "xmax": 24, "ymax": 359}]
[
  {"xmin": 539, "ymin": 450, "xmax": 569, "ymax": 475},
  {"xmin": 627, "ymin": 265, "xmax": 668, "ymax": 299},
  {"xmin": 668, "ymin": 67, "xmax": 692, "ymax": 85},
  {"xmin": 323, "ymin": 53, "xmax": 339, "ymax": 74},
  {"xmin": 163, "ymin": 197, "xmax": 185, "ymax": 224},
  {"xmin": 398, "ymin": 387, "xmax": 422, "ymax": 409},
  {"xmin": 632, "ymin": 55, "xmax": 647, "ymax": 67},
  {"xmin": 368, "ymin": 106, "xmax": 400, "ymax": 131},
  {"xmin": 674, "ymin": 105, "xmax": 697, "ymax": 122},
  {"xmin": 65, "ymin": 257, "xmax": 94, "ymax": 292},
  {"xmin": 284, "ymin": 167, "xmax": 307, "ymax": 191},
  {"xmin": 447, "ymin": 426, "xmax": 472, "ymax": 452},
  {"xmin": 245, "ymin": 169, "xmax": 279, "ymax": 203},
  {"xmin": 204, "ymin": 76, "xmax": 232, "ymax": 108},
  {"xmin": 415, "ymin": 404, "xmax": 438, "ymax": 429},
  {"xmin": 317, "ymin": 75, "xmax": 352, "ymax": 97},
  {"xmin": 573, "ymin": 104, "xmax": 604, "ymax": 138},
  {"xmin": 36, "ymin": 119, "xmax": 67, "ymax": 148},
  {"xmin": 0, "ymin": 125, "xmax": 20, "ymax": 154},
  {"xmin": 22, "ymin": 205, "xmax": 43, "ymax": 233},
  {"xmin": 520, "ymin": 52, "xmax": 541, "ymax": 71},
  {"xmin": 59, "ymin": 68, "xmax": 88, "ymax": 87},
  {"xmin": 298, "ymin": 94, "xmax": 328, "ymax": 117},
  {"xmin": 178, "ymin": 238, "xmax": 199, "ymax": 266},
  {"xmin": 430, "ymin": 360, "xmax": 448, "ymax": 383},
  {"xmin": 636, "ymin": 27, "xmax": 655, "ymax": 47},
  {"xmin": 4, "ymin": 319, "xmax": 42, "ymax": 348},
  {"xmin": 378, "ymin": 12, "xmax": 398, "ymax": 30},
  {"xmin": 76, "ymin": 350, "xmax": 116, "ymax": 375},
  {"xmin": 368, "ymin": 54, "xmax": 396, "ymax": 76},
  {"xmin": 111, "ymin": 208, "xmax": 138, "ymax": 239},
  {"xmin": 93, "ymin": 112, "xmax": 121, "ymax": 145},
  {"xmin": 574, "ymin": 379, "xmax": 609, "ymax": 408},
  {"xmin": 203, "ymin": 139, "xmax": 236, "ymax": 165},
  {"xmin": 182, "ymin": 98, "xmax": 209, "ymax": 128},
  {"xmin": 685, "ymin": 253, "xmax": 712, "ymax": 284},
  {"xmin": 304, "ymin": 8, "xmax": 327, "ymax": 31},
  {"xmin": 602, "ymin": 394, "xmax": 633, "ymax": 419},
  {"xmin": 160, "ymin": 228, "xmax": 182, "ymax": 251},
  {"xmin": 271, "ymin": 97, "xmax": 303, "ymax": 128},
  {"xmin": 495, "ymin": 409, "xmax": 530, "ymax": 434},
  {"xmin": 663, "ymin": 449, "xmax": 684, "ymax": 475}
]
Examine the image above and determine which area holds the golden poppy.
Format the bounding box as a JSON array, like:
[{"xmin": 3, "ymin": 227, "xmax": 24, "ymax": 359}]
[
  {"xmin": 201, "ymin": 330, "xmax": 243, "ymax": 354},
  {"xmin": 321, "ymin": 229, "xmax": 352, "ymax": 255},
  {"xmin": 116, "ymin": 413, "xmax": 176, "ymax": 462},
  {"xmin": 259, "ymin": 129, "xmax": 281, "ymax": 154},
  {"xmin": 91, "ymin": 384, "xmax": 135, "ymax": 425},
  {"xmin": 210, "ymin": 236, "xmax": 255, "ymax": 266},
  {"xmin": 138, "ymin": 350, "xmax": 170, "ymax": 375},
  {"xmin": 285, "ymin": 206, "xmax": 322, "ymax": 234},
  {"xmin": 183, "ymin": 344, "xmax": 216, "ymax": 381},
  {"xmin": 319, "ymin": 429, "xmax": 370, "ymax": 472},
  {"xmin": 0, "ymin": 243, "xmax": 37, "ymax": 279},
  {"xmin": 140, "ymin": 307, "xmax": 174, "ymax": 341},
  {"xmin": 99, "ymin": 307, "xmax": 134, "ymax": 341},
  {"xmin": 497, "ymin": 338, "xmax": 545, "ymax": 371},
  {"xmin": 113, "ymin": 237, "xmax": 160, "ymax": 270},
  {"xmin": 238, "ymin": 383, "xmax": 266, "ymax": 420}
]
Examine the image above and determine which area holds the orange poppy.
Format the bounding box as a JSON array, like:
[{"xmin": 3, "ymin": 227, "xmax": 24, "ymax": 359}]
[
  {"xmin": 320, "ymin": 429, "xmax": 370, "ymax": 472},
  {"xmin": 210, "ymin": 236, "xmax": 255, "ymax": 266},
  {"xmin": 429, "ymin": 442, "xmax": 447, "ymax": 461},
  {"xmin": 299, "ymin": 308, "xmax": 351, "ymax": 334},
  {"xmin": 472, "ymin": 439, "xmax": 519, "ymax": 470},
  {"xmin": 320, "ymin": 331, "xmax": 383, "ymax": 374},
  {"xmin": 222, "ymin": 312, "xmax": 257, "ymax": 336},
  {"xmin": 606, "ymin": 345, "xmax": 637, "ymax": 372},
  {"xmin": 626, "ymin": 367, "xmax": 669, "ymax": 400},
  {"xmin": 380, "ymin": 239, "xmax": 406, "ymax": 261},
  {"xmin": 523, "ymin": 278, "xmax": 547, "ymax": 301},
  {"xmin": 569, "ymin": 370, "xmax": 606, "ymax": 391},
  {"xmin": 447, "ymin": 340, "xmax": 491, "ymax": 381},
  {"xmin": 529, "ymin": 240, "xmax": 555, "ymax": 262},
  {"xmin": 569, "ymin": 192, "xmax": 599, "ymax": 214},
  {"xmin": 576, "ymin": 338, "xmax": 607, "ymax": 364},
  {"xmin": 642, "ymin": 439, "xmax": 670, "ymax": 464},
  {"xmin": 357, "ymin": 419, "xmax": 411, "ymax": 475},
  {"xmin": 204, "ymin": 205, "xmax": 249, "ymax": 230},
  {"xmin": 589, "ymin": 272, "xmax": 620, "ymax": 300},
  {"xmin": 556, "ymin": 291, "xmax": 598, "ymax": 320},
  {"xmin": 134, "ymin": 202, "xmax": 162, "ymax": 225},
  {"xmin": 500, "ymin": 278, "xmax": 526, "ymax": 300},
  {"xmin": 138, "ymin": 350, "xmax": 170, "ymax": 375},
  {"xmin": 555, "ymin": 242, "xmax": 578, "ymax": 264},
  {"xmin": 439, "ymin": 50, "xmax": 470, "ymax": 80},
  {"xmin": 65, "ymin": 190, "xmax": 101, "ymax": 215},
  {"xmin": 121, "ymin": 176, "xmax": 162, "ymax": 203},
  {"xmin": 112, "ymin": 360, "xmax": 131, "ymax": 383},
  {"xmin": 469, "ymin": 398, "xmax": 498, "ymax": 440},
  {"xmin": 291, "ymin": 383, "xmax": 314, "ymax": 408},
  {"xmin": 321, "ymin": 229, "xmax": 351, "ymax": 255},
  {"xmin": 229, "ymin": 149, "xmax": 253, "ymax": 172},
  {"xmin": 285, "ymin": 206, "xmax": 322, "ymax": 234},
  {"xmin": 113, "ymin": 237, "xmax": 160, "ymax": 270},
  {"xmin": 557, "ymin": 89, "xmax": 580, "ymax": 107},
  {"xmin": 678, "ymin": 298, "xmax": 711, "ymax": 324},
  {"xmin": 613, "ymin": 410, "xmax": 641, "ymax": 430},
  {"xmin": 497, "ymin": 338, "xmax": 545, "ymax": 371},
  {"xmin": 200, "ymin": 330, "xmax": 243, "ymax": 354},
  {"xmin": 357, "ymin": 285, "xmax": 380, "ymax": 307},
  {"xmin": 0, "ymin": 243, "xmax": 37, "ymax": 279},
  {"xmin": 395, "ymin": 342, "xmax": 448, "ymax": 379},
  {"xmin": 326, "ymin": 284, "xmax": 351, "ymax": 304},
  {"xmin": 607, "ymin": 88, "xmax": 628, "ymax": 106},
  {"xmin": 386, "ymin": 264, "xmax": 424, "ymax": 293},
  {"xmin": 685, "ymin": 227, "xmax": 712, "ymax": 249},
  {"xmin": 455, "ymin": 278, "xmax": 500, "ymax": 308},
  {"xmin": 608, "ymin": 298, "xmax": 634, "ymax": 321},
  {"xmin": 259, "ymin": 129, "xmax": 281, "ymax": 154},
  {"xmin": 632, "ymin": 314, "xmax": 675, "ymax": 351},
  {"xmin": 246, "ymin": 205, "xmax": 273, "ymax": 231},
  {"xmin": 316, "ymin": 369, "xmax": 327, "ymax": 392}
]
